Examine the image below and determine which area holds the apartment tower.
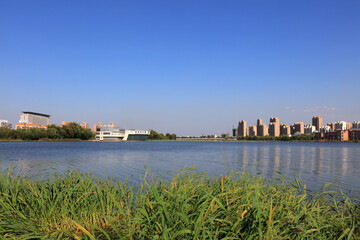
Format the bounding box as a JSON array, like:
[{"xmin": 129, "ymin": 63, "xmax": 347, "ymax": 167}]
[
  {"xmin": 258, "ymin": 124, "xmax": 268, "ymax": 137},
  {"xmin": 238, "ymin": 120, "xmax": 247, "ymax": 137},
  {"xmin": 312, "ymin": 116, "xmax": 323, "ymax": 132},
  {"xmin": 256, "ymin": 118, "xmax": 262, "ymax": 137},
  {"xmin": 269, "ymin": 117, "xmax": 280, "ymax": 137},
  {"xmin": 248, "ymin": 125, "xmax": 257, "ymax": 136},
  {"xmin": 291, "ymin": 122, "xmax": 304, "ymax": 135},
  {"xmin": 280, "ymin": 124, "xmax": 290, "ymax": 136}
]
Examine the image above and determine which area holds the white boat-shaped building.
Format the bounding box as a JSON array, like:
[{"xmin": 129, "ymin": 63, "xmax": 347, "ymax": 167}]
[{"xmin": 95, "ymin": 125, "xmax": 150, "ymax": 141}]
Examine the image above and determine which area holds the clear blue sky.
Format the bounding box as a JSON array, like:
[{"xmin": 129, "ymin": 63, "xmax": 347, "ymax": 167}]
[{"xmin": 1, "ymin": 1, "xmax": 359, "ymax": 136}]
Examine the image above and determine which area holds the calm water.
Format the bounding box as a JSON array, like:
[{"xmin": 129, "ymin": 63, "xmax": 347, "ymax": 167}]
[{"xmin": 0, "ymin": 141, "xmax": 359, "ymax": 194}]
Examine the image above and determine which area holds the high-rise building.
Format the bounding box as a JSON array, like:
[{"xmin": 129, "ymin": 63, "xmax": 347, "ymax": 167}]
[
  {"xmin": 232, "ymin": 128, "xmax": 238, "ymax": 137},
  {"xmin": 312, "ymin": 116, "xmax": 323, "ymax": 132},
  {"xmin": 320, "ymin": 126, "xmax": 331, "ymax": 133},
  {"xmin": 335, "ymin": 121, "xmax": 347, "ymax": 130},
  {"xmin": 346, "ymin": 123, "xmax": 353, "ymax": 130},
  {"xmin": 353, "ymin": 121, "xmax": 360, "ymax": 129},
  {"xmin": 238, "ymin": 120, "xmax": 247, "ymax": 137},
  {"xmin": 304, "ymin": 124, "xmax": 316, "ymax": 134},
  {"xmin": 258, "ymin": 124, "xmax": 268, "ymax": 136},
  {"xmin": 291, "ymin": 122, "xmax": 304, "ymax": 135},
  {"xmin": 327, "ymin": 122, "xmax": 335, "ymax": 131},
  {"xmin": 269, "ymin": 117, "xmax": 280, "ymax": 137},
  {"xmin": 16, "ymin": 111, "xmax": 51, "ymax": 129},
  {"xmin": 249, "ymin": 125, "xmax": 257, "ymax": 136},
  {"xmin": 0, "ymin": 120, "xmax": 12, "ymax": 129},
  {"xmin": 280, "ymin": 124, "xmax": 290, "ymax": 136},
  {"xmin": 256, "ymin": 118, "xmax": 262, "ymax": 136}
]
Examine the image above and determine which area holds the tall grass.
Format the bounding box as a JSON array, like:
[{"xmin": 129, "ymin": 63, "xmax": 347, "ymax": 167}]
[{"xmin": 0, "ymin": 166, "xmax": 359, "ymax": 239}]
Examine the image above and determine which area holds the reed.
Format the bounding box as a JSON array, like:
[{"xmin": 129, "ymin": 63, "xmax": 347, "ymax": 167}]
[{"xmin": 0, "ymin": 166, "xmax": 359, "ymax": 239}]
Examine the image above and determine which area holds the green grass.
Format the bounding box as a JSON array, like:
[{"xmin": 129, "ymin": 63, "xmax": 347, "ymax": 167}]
[{"xmin": 0, "ymin": 166, "xmax": 359, "ymax": 239}]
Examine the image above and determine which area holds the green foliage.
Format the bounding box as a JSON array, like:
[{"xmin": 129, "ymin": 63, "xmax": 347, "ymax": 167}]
[
  {"xmin": 0, "ymin": 167, "xmax": 359, "ymax": 239},
  {"xmin": 0, "ymin": 123, "xmax": 94, "ymax": 141},
  {"xmin": 148, "ymin": 130, "xmax": 176, "ymax": 140}
]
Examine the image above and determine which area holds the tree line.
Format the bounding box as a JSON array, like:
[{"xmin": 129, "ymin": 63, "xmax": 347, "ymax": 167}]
[
  {"xmin": 147, "ymin": 130, "xmax": 177, "ymax": 140},
  {"xmin": 0, "ymin": 123, "xmax": 94, "ymax": 141}
]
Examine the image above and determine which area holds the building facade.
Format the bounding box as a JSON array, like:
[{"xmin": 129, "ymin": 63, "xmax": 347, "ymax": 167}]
[
  {"xmin": 0, "ymin": 120, "xmax": 12, "ymax": 129},
  {"xmin": 304, "ymin": 124, "xmax": 316, "ymax": 134},
  {"xmin": 280, "ymin": 124, "xmax": 290, "ymax": 136},
  {"xmin": 256, "ymin": 118, "xmax": 262, "ymax": 136},
  {"xmin": 327, "ymin": 123, "xmax": 335, "ymax": 131},
  {"xmin": 269, "ymin": 117, "xmax": 280, "ymax": 137},
  {"xmin": 315, "ymin": 130, "xmax": 349, "ymax": 141},
  {"xmin": 335, "ymin": 121, "xmax": 347, "ymax": 130},
  {"xmin": 248, "ymin": 125, "xmax": 257, "ymax": 136},
  {"xmin": 353, "ymin": 121, "xmax": 360, "ymax": 129},
  {"xmin": 312, "ymin": 115, "xmax": 323, "ymax": 132},
  {"xmin": 16, "ymin": 112, "xmax": 51, "ymax": 129},
  {"xmin": 232, "ymin": 128, "xmax": 238, "ymax": 137},
  {"xmin": 258, "ymin": 124, "xmax": 268, "ymax": 137},
  {"xmin": 291, "ymin": 122, "xmax": 304, "ymax": 135},
  {"xmin": 238, "ymin": 120, "xmax": 247, "ymax": 137},
  {"xmin": 95, "ymin": 124, "xmax": 150, "ymax": 141},
  {"xmin": 349, "ymin": 129, "xmax": 360, "ymax": 141}
]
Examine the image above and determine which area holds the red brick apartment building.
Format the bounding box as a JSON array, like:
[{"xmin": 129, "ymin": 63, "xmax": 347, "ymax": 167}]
[{"xmin": 315, "ymin": 129, "xmax": 360, "ymax": 141}]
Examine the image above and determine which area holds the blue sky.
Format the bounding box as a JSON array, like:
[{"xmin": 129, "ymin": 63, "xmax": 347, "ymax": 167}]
[{"xmin": 1, "ymin": 1, "xmax": 359, "ymax": 136}]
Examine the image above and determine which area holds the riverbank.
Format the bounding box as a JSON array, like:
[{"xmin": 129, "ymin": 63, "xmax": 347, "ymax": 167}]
[
  {"xmin": 0, "ymin": 138, "xmax": 91, "ymax": 142},
  {"xmin": 0, "ymin": 168, "xmax": 358, "ymax": 239}
]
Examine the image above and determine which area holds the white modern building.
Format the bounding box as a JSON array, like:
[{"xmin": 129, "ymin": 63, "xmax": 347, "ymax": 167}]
[
  {"xmin": 304, "ymin": 125, "xmax": 316, "ymax": 134},
  {"xmin": 334, "ymin": 121, "xmax": 347, "ymax": 131},
  {"xmin": 0, "ymin": 120, "xmax": 12, "ymax": 128},
  {"xmin": 18, "ymin": 112, "xmax": 52, "ymax": 125},
  {"xmin": 320, "ymin": 126, "xmax": 331, "ymax": 133},
  {"xmin": 96, "ymin": 124, "xmax": 150, "ymax": 141}
]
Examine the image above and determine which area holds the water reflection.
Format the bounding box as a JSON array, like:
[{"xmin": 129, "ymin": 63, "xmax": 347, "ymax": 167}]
[{"xmin": 0, "ymin": 141, "xmax": 359, "ymax": 195}]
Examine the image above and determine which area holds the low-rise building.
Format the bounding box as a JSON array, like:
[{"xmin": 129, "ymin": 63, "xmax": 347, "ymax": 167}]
[
  {"xmin": 315, "ymin": 130, "xmax": 349, "ymax": 141},
  {"xmin": 16, "ymin": 123, "xmax": 48, "ymax": 129},
  {"xmin": 96, "ymin": 123, "xmax": 150, "ymax": 141},
  {"xmin": 0, "ymin": 120, "xmax": 12, "ymax": 129},
  {"xmin": 349, "ymin": 129, "xmax": 360, "ymax": 141}
]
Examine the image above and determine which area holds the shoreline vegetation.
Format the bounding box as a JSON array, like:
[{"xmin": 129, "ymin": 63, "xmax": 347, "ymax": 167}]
[
  {"xmin": 0, "ymin": 127, "xmax": 358, "ymax": 143},
  {"xmin": 0, "ymin": 123, "xmax": 93, "ymax": 141},
  {"xmin": 0, "ymin": 167, "xmax": 359, "ymax": 239}
]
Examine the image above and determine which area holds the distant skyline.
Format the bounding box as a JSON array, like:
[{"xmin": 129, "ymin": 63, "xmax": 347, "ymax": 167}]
[{"xmin": 1, "ymin": 1, "xmax": 360, "ymax": 136}]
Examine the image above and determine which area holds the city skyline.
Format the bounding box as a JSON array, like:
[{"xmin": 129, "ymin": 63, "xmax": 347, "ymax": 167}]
[{"xmin": 1, "ymin": 1, "xmax": 360, "ymax": 136}]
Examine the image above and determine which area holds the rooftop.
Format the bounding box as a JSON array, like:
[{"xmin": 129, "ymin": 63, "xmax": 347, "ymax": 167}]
[{"xmin": 22, "ymin": 111, "xmax": 51, "ymax": 118}]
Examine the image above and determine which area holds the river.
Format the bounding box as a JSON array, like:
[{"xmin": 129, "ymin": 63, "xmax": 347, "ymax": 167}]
[{"xmin": 0, "ymin": 141, "xmax": 359, "ymax": 195}]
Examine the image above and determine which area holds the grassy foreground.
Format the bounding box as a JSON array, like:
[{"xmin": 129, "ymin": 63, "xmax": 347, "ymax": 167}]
[{"xmin": 0, "ymin": 168, "xmax": 359, "ymax": 239}]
